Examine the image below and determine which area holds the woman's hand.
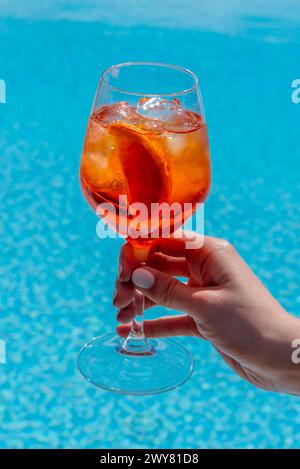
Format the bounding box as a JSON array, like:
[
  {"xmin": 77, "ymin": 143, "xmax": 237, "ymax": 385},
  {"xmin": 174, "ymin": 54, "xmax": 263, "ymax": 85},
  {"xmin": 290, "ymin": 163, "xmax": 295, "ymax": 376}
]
[{"xmin": 113, "ymin": 233, "xmax": 300, "ymax": 395}]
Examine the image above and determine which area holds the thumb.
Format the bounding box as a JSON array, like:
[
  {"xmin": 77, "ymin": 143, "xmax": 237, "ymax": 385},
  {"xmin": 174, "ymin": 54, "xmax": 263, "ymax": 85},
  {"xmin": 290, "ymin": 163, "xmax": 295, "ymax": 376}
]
[{"xmin": 131, "ymin": 267, "xmax": 209, "ymax": 317}]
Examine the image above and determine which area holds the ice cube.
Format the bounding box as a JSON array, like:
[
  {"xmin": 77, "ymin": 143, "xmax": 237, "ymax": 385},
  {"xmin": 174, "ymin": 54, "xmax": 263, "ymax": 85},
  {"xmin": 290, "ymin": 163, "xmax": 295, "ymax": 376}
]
[
  {"xmin": 136, "ymin": 97, "xmax": 183, "ymax": 122},
  {"xmin": 97, "ymin": 101, "xmax": 139, "ymax": 125}
]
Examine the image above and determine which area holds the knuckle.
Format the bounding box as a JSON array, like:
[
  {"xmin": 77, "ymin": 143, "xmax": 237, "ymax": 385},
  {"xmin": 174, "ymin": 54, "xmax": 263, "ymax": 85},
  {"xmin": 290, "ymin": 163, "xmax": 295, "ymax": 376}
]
[
  {"xmin": 161, "ymin": 278, "xmax": 179, "ymax": 308},
  {"xmin": 216, "ymin": 238, "xmax": 235, "ymax": 254},
  {"xmin": 147, "ymin": 253, "xmax": 161, "ymax": 269}
]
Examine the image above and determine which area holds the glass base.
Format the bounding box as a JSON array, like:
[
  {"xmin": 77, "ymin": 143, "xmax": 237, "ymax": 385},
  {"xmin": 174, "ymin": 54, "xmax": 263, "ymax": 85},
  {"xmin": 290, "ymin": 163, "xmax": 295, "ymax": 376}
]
[{"xmin": 77, "ymin": 332, "xmax": 194, "ymax": 395}]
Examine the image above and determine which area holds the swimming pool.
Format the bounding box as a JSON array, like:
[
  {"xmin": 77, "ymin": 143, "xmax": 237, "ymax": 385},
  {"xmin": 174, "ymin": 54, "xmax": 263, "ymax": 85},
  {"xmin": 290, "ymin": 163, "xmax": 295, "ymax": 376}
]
[{"xmin": 0, "ymin": 0, "xmax": 300, "ymax": 449}]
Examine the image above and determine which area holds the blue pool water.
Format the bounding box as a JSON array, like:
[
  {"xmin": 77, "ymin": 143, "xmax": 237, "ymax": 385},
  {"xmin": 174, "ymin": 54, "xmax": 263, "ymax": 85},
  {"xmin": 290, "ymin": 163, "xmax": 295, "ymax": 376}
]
[{"xmin": 1, "ymin": 0, "xmax": 300, "ymax": 449}]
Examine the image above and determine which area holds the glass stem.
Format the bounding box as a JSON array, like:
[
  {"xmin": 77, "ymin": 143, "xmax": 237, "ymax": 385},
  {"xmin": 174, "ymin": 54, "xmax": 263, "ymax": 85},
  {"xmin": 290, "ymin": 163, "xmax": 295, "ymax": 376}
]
[
  {"xmin": 132, "ymin": 289, "xmax": 146, "ymax": 339},
  {"xmin": 121, "ymin": 245, "xmax": 153, "ymax": 355}
]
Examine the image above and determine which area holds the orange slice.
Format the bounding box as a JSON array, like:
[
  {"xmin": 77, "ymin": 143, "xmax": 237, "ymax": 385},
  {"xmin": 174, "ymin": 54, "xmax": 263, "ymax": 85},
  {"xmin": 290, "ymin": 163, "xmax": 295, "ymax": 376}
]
[{"xmin": 108, "ymin": 122, "xmax": 170, "ymax": 209}]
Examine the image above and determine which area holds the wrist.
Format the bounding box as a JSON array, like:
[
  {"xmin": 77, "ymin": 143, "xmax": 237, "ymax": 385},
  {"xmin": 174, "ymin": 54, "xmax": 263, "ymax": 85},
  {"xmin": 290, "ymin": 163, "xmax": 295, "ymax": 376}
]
[{"xmin": 265, "ymin": 313, "xmax": 300, "ymax": 395}]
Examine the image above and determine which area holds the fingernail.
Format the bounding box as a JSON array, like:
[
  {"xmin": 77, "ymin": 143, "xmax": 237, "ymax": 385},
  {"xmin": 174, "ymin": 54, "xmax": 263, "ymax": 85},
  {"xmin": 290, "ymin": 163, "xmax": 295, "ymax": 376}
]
[
  {"xmin": 118, "ymin": 264, "xmax": 123, "ymax": 280},
  {"xmin": 132, "ymin": 268, "xmax": 155, "ymax": 289},
  {"xmin": 112, "ymin": 287, "xmax": 118, "ymax": 303}
]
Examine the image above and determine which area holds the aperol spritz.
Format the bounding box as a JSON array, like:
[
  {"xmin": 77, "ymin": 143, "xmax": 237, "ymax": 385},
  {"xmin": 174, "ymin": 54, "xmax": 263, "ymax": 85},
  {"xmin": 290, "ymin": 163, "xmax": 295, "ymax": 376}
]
[{"xmin": 77, "ymin": 63, "xmax": 211, "ymax": 394}]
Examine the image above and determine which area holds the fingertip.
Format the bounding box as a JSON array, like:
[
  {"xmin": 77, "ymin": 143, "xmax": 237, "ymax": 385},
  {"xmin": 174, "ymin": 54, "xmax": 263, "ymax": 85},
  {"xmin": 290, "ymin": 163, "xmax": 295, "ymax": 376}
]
[
  {"xmin": 132, "ymin": 268, "xmax": 156, "ymax": 290},
  {"xmin": 118, "ymin": 262, "xmax": 133, "ymax": 283},
  {"xmin": 116, "ymin": 323, "xmax": 131, "ymax": 338},
  {"xmin": 118, "ymin": 260, "xmax": 140, "ymax": 284},
  {"xmin": 117, "ymin": 303, "xmax": 136, "ymax": 323},
  {"xmin": 117, "ymin": 263, "xmax": 124, "ymax": 280},
  {"xmin": 113, "ymin": 281, "xmax": 135, "ymax": 309},
  {"xmin": 118, "ymin": 243, "xmax": 133, "ymax": 282}
]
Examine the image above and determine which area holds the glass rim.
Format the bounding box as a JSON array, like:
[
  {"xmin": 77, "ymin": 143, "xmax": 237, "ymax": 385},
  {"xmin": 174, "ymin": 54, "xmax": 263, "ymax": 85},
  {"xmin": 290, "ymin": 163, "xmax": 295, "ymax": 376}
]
[{"xmin": 100, "ymin": 61, "xmax": 199, "ymax": 97}]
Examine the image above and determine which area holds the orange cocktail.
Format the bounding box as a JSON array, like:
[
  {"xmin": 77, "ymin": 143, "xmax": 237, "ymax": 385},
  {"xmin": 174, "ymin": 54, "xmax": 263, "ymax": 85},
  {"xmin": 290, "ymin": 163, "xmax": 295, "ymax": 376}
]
[{"xmin": 80, "ymin": 99, "xmax": 210, "ymax": 243}]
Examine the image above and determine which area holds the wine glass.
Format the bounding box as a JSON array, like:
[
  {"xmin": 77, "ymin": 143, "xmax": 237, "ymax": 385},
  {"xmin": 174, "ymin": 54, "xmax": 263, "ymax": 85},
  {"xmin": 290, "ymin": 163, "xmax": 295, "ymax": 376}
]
[{"xmin": 78, "ymin": 62, "xmax": 211, "ymax": 394}]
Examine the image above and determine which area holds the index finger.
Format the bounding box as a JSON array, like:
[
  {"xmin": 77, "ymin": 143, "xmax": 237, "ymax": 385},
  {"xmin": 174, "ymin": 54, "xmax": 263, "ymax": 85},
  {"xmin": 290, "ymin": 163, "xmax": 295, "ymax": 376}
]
[
  {"xmin": 118, "ymin": 231, "xmax": 203, "ymax": 282},
  {"xmin": 151, "ymin": 230, "xmax": 204, "ymax": 258},
  {"xmin": 118, "ymin": 242, "xmax": 141, "ymax": 283}
]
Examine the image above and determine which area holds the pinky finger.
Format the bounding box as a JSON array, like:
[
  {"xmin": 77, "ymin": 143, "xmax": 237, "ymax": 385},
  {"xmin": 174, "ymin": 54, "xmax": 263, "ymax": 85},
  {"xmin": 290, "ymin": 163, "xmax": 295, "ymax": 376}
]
[{"xmin": 117, "ymin": 315, "xmax": 204, "ymax": 339}]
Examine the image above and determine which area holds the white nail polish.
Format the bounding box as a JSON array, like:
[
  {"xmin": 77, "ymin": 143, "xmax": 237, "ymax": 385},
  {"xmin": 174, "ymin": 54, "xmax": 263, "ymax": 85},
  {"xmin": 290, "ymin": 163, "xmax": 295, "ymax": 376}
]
[{"xmin": 132, "ymin": 269, "xmax": 155, "ymax": 289}]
